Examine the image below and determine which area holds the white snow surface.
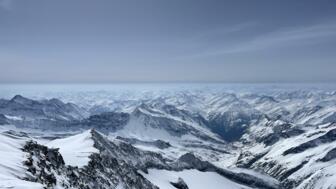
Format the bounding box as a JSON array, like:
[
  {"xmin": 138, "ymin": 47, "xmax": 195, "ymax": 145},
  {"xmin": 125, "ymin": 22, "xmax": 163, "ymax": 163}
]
[
  {"xmin": 0, "ymin": 132, "xmax": 43, "ymax": 189},
  {"xmin": 46, "ymin": 130, "xmax": 99, "ymax": 168},
  {"xmin": 4, "ymin": 114, "xmax": 23, "ymax": 121},
  {"xmin": 141, "ymin": 169, "xmax": 251, "ymax": 189}
]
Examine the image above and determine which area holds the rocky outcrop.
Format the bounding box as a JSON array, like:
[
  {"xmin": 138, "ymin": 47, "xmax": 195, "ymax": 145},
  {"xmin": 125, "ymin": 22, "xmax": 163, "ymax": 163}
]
[
  {"xmin": 170, "ymin": 177, "xmax": 189, "ymax": 189},
  {"xmin": 116, "ymin": 136, "xmax": 172, "ymax": 149}
]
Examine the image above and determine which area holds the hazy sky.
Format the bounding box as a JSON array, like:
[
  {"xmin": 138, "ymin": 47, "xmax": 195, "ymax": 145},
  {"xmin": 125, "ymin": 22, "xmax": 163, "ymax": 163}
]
[{"xmin": 0, "ymin": 0, "xmax": 336, "ymax": 83}]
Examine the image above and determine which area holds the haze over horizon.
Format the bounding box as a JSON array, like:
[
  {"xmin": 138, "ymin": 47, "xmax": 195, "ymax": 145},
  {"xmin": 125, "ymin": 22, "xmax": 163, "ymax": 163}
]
[{"xmin": 1, "ymin": 0, "xmax": 336, "ymax": 83}]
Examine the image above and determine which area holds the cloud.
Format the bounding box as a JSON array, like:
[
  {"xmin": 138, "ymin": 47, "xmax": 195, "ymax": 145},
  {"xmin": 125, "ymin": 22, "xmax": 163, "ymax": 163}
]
[
  {"xmin": 0, "ymin": 0, "xmax": 12, "ymax": 10},
  {"xmin": 193, "ymin": 21, "xmax": 336, "ymax": 57}
]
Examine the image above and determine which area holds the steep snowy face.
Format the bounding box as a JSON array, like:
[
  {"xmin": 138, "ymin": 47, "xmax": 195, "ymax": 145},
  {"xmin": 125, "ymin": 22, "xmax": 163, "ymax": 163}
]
[{"xmin": 46, "ymin": 130, "xmax": 99, "ymax": 167}]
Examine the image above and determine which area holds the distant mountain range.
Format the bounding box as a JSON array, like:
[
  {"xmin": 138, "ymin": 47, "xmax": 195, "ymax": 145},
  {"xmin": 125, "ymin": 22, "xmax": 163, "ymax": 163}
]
[{"xmin": 0, "ymin": 88, "xmax": 336, "ymax": 188}]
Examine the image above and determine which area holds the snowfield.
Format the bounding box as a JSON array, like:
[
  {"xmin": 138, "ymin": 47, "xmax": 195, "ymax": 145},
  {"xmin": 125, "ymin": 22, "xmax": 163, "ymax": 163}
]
[
  {"xmin": 46, "ymin": 130, "xmax": 99, "ymax": 167},
  {"xmin": 141, "ymin": 169, "xmax": 251, "ymax": 189}
]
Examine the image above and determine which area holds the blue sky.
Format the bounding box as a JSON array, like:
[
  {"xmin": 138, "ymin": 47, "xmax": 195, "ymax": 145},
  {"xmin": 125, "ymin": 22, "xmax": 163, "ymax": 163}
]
[{"xmin": 0, "ymin": 0, "xmax": 336, "ymax": 83}]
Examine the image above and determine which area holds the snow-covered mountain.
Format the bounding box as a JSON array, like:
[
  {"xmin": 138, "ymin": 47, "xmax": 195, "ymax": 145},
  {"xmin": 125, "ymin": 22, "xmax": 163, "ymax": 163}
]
[
  {"xmin": 0, "ymin": 95, "xmax": 89, "ymax": 130},
  {"xmin": 0, "ymin": 129, "xmax": 275, "ymax": 189},
  {"xmin": 0, "ymin": 85, "xmax": 336, "ymax": 189}
]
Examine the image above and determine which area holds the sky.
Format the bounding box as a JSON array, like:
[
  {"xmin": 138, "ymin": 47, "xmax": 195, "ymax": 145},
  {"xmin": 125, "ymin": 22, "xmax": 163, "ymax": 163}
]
[{"xmin": 0, "ymin": 0, "xmax": 336, "ymax": 83}]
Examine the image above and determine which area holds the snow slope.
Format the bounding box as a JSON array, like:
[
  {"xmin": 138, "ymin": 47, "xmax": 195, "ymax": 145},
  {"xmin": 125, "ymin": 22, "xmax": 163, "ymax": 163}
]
[
  {"xmin": 141, "ymin": 169, "xmax": 251, "ymax": 189},
  {"xmin": 0, "ymin": 131, "xmax": 43, "ymax": 189},
  {"xmin": 46, "ymin": 130, "xmax": 99, "ymax": 167}
]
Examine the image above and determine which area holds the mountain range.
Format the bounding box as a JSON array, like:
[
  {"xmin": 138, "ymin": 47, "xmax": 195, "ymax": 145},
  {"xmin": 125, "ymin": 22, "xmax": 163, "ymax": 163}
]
[{"xmin": 0, "ymin": 87, "xmax": 336, "ymax": 189}]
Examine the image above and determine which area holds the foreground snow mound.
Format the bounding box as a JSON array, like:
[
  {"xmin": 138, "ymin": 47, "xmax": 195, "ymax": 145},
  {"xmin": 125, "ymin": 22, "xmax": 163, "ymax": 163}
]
[{"xmin": 46, "ymin": 129, "xmax": 99, "ymax": 167}]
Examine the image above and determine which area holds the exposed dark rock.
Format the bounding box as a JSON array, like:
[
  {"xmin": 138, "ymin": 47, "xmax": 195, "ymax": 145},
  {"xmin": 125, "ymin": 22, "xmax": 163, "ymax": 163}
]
[
  {"xmin": 23, "ymin": 141, "xmax": 64, "ymax": 187},
  {"xmin": 278, "ymin": 161, "xmax": 308, "ymax": 181},
  {"xmin": 283, "ymin": 129, "xmax": 336, "ymax": 155},
  {"xmin": 170, "ymin": 177, "xmax": 189, "ymax": 189},
  {"xmin": 319, "ymin": 148, "xmax": 336, "ymax": 162},
  {"xmin": 184, "ymin": 143, "xmax": 230, "ymax": 154},
  {"xmin": 176, "ymin": 153, "xmax": 213, "ymax": 171},
  {"xmin": 116, "ymin": 136, "xmax": 171, "ymax": 149},
  {"xmin": 258, "ymin": 127, "xmax": 304, "ymax": 146},
  {"xmin": 236, "ymin": 151, "xmax": 269, "ymax": 168}
]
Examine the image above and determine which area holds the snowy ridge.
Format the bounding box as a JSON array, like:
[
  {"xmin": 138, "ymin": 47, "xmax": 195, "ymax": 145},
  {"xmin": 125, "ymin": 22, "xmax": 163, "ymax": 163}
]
[{"xmin": 46, "ymin": 129, "xmax": 99, "ymax": 168}]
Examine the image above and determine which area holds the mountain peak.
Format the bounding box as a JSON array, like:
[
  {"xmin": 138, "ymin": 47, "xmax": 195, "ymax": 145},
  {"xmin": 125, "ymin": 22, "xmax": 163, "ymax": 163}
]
[
  {"xmin": 11, "ymin": 94, "xmax": 25, "ymax": 100},
  {"xmin": 46, "ymin": 129, "xmax": 99, "ymax": 168},
  {"xmin": 10, "ymin": 95, "xmax": 32, "ymax": 104}
]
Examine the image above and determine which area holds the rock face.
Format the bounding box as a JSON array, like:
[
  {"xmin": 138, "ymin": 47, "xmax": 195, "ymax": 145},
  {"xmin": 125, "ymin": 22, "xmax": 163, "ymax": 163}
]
[
  {"xmin": 116, "ymin": 136, "xmax": 172, "ymax": 149},
  {"xmin": 170, "ymin": 177, "xmax": 189, "ymax": 189},
  {"xmin": 23, "ymin": 141, "xmax": 64, "ymax": 187}
]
